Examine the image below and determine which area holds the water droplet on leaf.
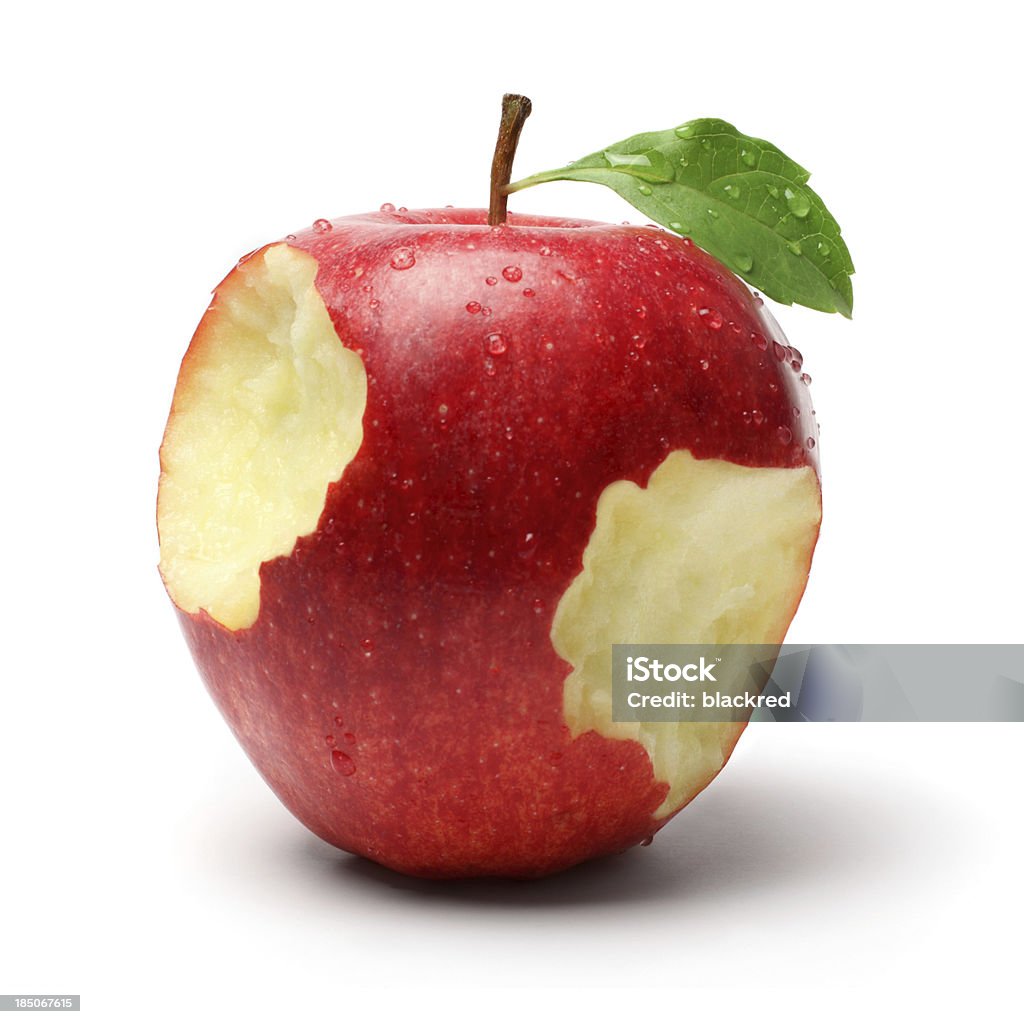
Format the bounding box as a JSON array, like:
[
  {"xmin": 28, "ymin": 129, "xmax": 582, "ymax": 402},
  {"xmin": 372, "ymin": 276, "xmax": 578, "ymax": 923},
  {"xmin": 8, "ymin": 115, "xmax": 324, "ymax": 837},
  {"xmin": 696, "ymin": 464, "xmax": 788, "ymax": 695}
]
[{"xmin": 785, "ymin": 188, "xmax": 811, "ymax": 218}]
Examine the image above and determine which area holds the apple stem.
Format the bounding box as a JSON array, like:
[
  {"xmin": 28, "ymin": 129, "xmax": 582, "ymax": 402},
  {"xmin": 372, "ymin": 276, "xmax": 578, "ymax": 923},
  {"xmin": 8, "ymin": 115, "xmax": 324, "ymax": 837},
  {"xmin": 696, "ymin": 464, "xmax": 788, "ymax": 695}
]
[{"xmin": 488, "ymin": 93, "xmax": 532, "ymax": 226}]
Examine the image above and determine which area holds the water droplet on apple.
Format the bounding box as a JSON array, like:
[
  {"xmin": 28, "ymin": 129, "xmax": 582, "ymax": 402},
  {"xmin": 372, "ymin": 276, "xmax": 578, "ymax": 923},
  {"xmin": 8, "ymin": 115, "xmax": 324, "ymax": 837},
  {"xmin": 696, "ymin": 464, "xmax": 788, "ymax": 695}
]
[
  {"xmin": 522, "ymin": 288, "xmax": 535, "ymax": 297},
  {"xmin": 325, "ymin": 735, "xmax": 335, "ymax": 746},
  {"xmin": 785, "ymin": 188, "xmax": 811, "ymax": 218},
  {"xmin": 379, "ymin": 202, "xmax": 396, "ymax": 213},
  {"xmin": 360, "ymin": 638, "xmax": 375, "ymax": 655},
  {"xmin": 486, "ymin": 332, "xmax": 507, "ymax": 355},
  {"xmin": 740, "ymin": 148, "xmax": 757, "ymax": 167},
  {"xmin": 751, "ymin": 332, "xmax": 768, "ymax": 351},
  {"xmin": 734, "ymin": 253, "xmax": 754, "ymax": 272},
  {"xmin": 772, "ymin": 341, "xmax": 787, "ymax": 361},
  {"xmin": 699, "ymin": 359, "xmax": 710, "ymax": 370},
  {"xmin": 532, "ymin": 598, "xmax": 546, "ymax": 614},
  {"xmin": 787, "ymin": 240, "xmax": 803, "ymax": 256},
  {"xmin": 466, "ymin": 301, "xmax": 481, "ymax": 314},
  {"xmin": 793, "ymin": 407, "xmax": 801, "ymax": 418},
  {"xmin": 481, "ymin": 306, "xmax": 492, "ymax": 316},
  {"xmin": 518, "ymin": 532, "xmax": 538, "ymax": 559},
  {"xmin": 331, "ymin": 750, "xmax": 356, "ymax": 776},
  {"xmin": 313, "ymin": 218, "xmax": 332, "ymax": 233},
  {"xmin": 801, "ymin": 372, "xmax": 813, "ymax": 385},
  {"xmin": 285, "ymin": 233, "xmax": 297, "ymax": 241},
  {"xmin": 344, "ymin": 732, "xmax": 356, "ymax": 744},
  {"xmin": 389, "ymin": 247, "xmax": 416, "ymax": 271},
  {"xmin": 538, "ymin": 245, "xmax": 553, "ymax": 256},
  {"xmin": 790, "ymin": 347, "xmax": 804, "ymax": 370},
  {"xmin": 334, "ymin": 715, "xmax": 344, "ymax": 727},
  {"xmin": 398, "ymin": 206, "xmax": 408, "ymax": 213},
  {"xmin": 752, "ymin": 409, "xmax": 765, "ymax": 425},
  {"xmin": 640, "ymin": 835, "xmax": 654, "ymax": 847},
  {"xmin": 637, "ymin": 184, "xmax": 653, "ymax": 196},
  {"xmin": 698, "ymin": 308, "xmax": 724, "ymax": 330},
  {"xmin": 777, "ymin": 426, "xmax": 793, "ymax": 445},
  {"xmin": 742, "ymin": 411, "xmax": 752, "ymax": 424},
  {"xmin": 502, "ymin": 265, "xmax": 523, "ymax": 283},
  {"xmin": 807, "ymin": 437, "xmax": 816, "ymax": 449}
]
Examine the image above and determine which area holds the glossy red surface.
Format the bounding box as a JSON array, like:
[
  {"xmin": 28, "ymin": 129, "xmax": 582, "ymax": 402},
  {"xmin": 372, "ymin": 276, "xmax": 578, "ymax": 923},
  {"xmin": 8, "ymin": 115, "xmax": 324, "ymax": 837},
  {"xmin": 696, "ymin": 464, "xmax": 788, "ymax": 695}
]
[{"xmin": 173, "ymin": 209, "xmax": 819, "ymax": 878}]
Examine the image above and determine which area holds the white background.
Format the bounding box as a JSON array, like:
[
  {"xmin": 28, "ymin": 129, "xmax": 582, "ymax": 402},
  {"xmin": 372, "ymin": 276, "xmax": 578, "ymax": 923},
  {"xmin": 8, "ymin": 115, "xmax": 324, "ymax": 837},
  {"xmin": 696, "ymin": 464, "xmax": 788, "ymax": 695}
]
[{"xmin": 2, "ymin": 1, "xmax": 1021, "ymax": 1019}]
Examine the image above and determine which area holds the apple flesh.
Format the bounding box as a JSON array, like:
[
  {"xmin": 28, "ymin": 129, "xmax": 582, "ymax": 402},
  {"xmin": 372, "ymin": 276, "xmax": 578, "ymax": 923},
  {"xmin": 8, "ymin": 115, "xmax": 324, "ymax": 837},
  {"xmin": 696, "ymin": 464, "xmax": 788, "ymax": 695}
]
[{"xmin": 158, "ymin": 209, "xmax": 821, "ymax": 878}]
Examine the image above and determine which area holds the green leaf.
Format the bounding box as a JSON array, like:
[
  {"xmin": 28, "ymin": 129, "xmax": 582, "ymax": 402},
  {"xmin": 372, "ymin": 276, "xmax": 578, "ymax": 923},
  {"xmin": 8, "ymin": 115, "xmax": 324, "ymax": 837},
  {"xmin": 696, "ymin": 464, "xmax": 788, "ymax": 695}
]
[{"xmin": 506, "ymin": 117, "xmax": 854, "ymax": 317}]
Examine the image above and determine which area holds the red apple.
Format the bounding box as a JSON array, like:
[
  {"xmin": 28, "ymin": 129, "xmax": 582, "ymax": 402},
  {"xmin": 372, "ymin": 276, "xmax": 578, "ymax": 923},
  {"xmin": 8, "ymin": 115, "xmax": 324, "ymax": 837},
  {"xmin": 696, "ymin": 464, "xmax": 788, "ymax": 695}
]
[{"xmin": 157, "ymin": 205, "xmax": 821, "ymax": 878}]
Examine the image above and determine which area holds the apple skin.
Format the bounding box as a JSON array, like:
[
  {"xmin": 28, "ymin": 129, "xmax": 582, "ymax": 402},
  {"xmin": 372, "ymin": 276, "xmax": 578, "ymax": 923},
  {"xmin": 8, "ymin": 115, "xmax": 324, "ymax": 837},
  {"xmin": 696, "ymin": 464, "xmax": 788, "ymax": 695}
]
[{"xmin": 170, "ymin": 208, "xmax": 819, "ymax": 878}]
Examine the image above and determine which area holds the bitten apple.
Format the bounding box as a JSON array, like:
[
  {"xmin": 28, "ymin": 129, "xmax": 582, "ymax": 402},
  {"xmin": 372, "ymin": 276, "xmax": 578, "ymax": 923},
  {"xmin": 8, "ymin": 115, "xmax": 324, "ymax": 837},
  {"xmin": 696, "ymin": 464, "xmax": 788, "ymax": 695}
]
[
  {"xmin": 157, "ymin": 206, "xmax": 821, "ymax": 878},
  {"xmin": 158, "ymin": 97, "xmax": 852, "ymax": 878}
]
